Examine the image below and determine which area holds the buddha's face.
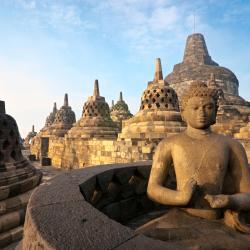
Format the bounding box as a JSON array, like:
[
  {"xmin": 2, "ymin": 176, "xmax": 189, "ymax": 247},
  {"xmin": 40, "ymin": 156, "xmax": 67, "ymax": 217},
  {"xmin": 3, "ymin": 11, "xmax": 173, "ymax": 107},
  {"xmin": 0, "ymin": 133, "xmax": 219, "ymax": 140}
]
[{"xmin": 182, "ymin": 96, "xmax": 216, "ymax": 129}]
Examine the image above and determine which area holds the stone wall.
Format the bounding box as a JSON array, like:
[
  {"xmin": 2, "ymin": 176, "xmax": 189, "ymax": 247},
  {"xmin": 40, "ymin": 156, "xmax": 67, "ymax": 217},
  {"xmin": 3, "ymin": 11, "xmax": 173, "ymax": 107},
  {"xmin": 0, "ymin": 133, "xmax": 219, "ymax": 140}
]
[
  {"xmin": 57, "ymin": 138, "xmax": 159, "ymax": 168},
  {"xmin": 20, "ymin": 162, "xmax": 182, "ymax": 250},
  {"xmin": 30, "ymin": 133, "xmax": 250, "ymax": 168}
]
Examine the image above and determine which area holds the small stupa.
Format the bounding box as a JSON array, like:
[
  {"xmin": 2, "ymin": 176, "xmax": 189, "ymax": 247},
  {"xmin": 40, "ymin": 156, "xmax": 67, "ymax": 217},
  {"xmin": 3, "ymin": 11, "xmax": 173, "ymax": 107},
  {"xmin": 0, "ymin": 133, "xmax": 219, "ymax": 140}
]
[
  {"xmin": 119, "ymin": 58, "xmax": 186, "ymax": 140},
  {"xmin": 0, "ymin": 100, "xmax": 42, "ymax": 247},
  {"xmin": 24, "ymin": 125, "xmax": 37, "ymax": 148},
  {"xmin": 110, "ymin": 92, "xmax": 133, "ymax": 129},
  {"xmin": 66, "ymin": 80, "xmax": 119, "ymax": 139},
  {"xmin": 45, "ymin": 102, "xmax": 57, "ymax": 128},
  {"xmin": 49, "ymin": 94, "xmax": 76, "ymax": 137}
]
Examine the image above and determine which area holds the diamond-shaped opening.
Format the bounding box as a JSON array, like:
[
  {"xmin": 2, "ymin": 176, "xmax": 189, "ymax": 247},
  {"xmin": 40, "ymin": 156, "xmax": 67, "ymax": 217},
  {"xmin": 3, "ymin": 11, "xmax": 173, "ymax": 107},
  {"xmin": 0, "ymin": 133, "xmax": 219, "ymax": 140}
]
[
  {"xmin": 11, "ymin": 150, "xmax": 18, "ymax": 161},
  {"xmin": 156, "ymin": 93, "xmax": 160, "ymax": 97},
  {"xmin": 152, "ymin": 98, "xmax": 156, "ymax": 103},
  {"xmin": 0, "ymin": 151, "xmax": 4, "ymax": 161},
  {"xmin": 153, "ymin": 89, "xmax": 157, "ymax": 93},
  {"xmin": 2, "ymin": 120, "xmax": 7, "ymax": 127},
  {"xmin": 3, "ymin": 140, "xmax": 10, "ymax": 149},
  {"xmin": 161, "ymin": 89, "xmax": 164, "ymax": 93},
  {"xmin": 156, "ymin": 103, "xmax": 160, "ymax": 108},
  {"xmin": 148, "ymin": 104, "xmax": 152, "ymax": 108},
  {"xmin": 165, "ymin": 104, "xmax": 168, "ymax": 108},
  {"xmin": 9, "ymin": 130, "xmax": 15, "ymax": 137},
  {"xmin": 161, "ymin": 98, "xmax": 165, "ymax": 102}
]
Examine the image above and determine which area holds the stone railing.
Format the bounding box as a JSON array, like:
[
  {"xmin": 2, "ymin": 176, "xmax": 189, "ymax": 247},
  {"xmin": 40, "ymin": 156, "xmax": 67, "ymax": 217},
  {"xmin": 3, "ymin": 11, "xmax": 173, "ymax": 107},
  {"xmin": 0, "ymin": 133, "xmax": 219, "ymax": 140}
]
[{"xmin": 20, "ymin": 162, "xmax": 181, "ymax": 249}]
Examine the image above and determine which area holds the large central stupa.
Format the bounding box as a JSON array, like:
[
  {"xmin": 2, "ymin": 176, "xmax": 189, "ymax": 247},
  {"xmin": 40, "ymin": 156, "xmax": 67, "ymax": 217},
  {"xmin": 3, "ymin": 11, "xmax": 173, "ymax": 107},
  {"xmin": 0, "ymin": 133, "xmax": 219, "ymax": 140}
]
[{"xmin": 165, "ymin": 33, "xmax": 250, "ymax": 112}]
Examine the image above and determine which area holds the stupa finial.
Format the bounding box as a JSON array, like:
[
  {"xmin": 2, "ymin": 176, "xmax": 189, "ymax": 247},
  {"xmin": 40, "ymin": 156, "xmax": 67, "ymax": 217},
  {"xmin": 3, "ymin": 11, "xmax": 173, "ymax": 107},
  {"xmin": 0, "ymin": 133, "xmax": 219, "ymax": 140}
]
[
  {"xmin": 119, "ymin": 92, "xmax": 123, "ymax": 101},
  {"xmin": 154, "ymin": 58, "xmax": 163, "ymax": 81},
  {"xmin": 64, "ymin": 94, "xmax": 69, "ymax": 107},
  {"xmin": 93, "ymin": 79, "xmax": 100, "ymax": 97},
  {"xmin": 53, "ymin": 102, "xmax": 57, "ymax": 113},
  {"xmin": 32, "ymin": 125, "xmax": 35, "ymax": 133},
  {"xmin": 0, "ymin": 100, "xmax": 6, "ymax": 114}
]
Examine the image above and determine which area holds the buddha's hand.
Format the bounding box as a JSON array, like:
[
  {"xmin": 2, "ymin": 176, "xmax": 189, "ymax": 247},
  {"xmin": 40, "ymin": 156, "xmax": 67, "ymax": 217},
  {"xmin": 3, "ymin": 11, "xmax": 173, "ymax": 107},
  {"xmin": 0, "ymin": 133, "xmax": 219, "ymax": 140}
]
[
  {"xmin": 180, "ymin": 178, "xmax": 197, "ymax": 205},
  {"xmin": 205, "ymin": 194, "xmax": 230, "ymax": 208}
]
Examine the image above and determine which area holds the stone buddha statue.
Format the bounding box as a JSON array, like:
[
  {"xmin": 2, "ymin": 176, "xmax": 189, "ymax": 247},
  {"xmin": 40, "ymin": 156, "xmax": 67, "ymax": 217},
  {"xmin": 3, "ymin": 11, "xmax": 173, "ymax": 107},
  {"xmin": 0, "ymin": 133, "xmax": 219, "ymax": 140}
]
[{"xmin": 137, "ymin": 82, "xmax": 250, "ymax": 248}]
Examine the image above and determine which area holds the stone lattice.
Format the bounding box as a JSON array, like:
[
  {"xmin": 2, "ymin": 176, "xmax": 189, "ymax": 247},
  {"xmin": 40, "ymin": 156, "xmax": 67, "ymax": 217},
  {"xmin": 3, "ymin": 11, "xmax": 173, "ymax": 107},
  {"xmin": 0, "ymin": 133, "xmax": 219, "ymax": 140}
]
[
  {"xmin": 0, "ymin": 100, "xmax": 42, "ymax": 248},
  {"xmin": 45, "ymin": 102, "xmax": 57, "ymax": 128},
  {"xmin": 119, "ymin": 58, "xmax": 186, "ymax": 140},
  {"xmin": 111, "ymin": 92, "xmax": 133, "ymax": 128},
  {"xmin": 67, "ymin": 80, "xmax": 119, "ymax": 139},
  {"xmin": 49, "ymin": 94, "xmax": 76, "ymax": 137}
]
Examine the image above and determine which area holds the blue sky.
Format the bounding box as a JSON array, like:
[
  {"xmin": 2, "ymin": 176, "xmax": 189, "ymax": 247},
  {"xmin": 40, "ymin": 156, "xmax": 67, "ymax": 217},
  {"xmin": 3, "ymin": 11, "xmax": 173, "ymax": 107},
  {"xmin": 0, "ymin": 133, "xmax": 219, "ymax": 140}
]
[{"xmin": 0, "ymin": 0, "xmax": 250, "ymax": 137}]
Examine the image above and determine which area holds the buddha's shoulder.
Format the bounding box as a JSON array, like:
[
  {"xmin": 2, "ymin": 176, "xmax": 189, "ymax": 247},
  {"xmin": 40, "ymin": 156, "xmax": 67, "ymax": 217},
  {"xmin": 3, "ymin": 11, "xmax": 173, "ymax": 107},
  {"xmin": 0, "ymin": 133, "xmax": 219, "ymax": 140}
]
[{"xmin": 158, "ymin": 133, "xmax": 187, "ymax": 146}]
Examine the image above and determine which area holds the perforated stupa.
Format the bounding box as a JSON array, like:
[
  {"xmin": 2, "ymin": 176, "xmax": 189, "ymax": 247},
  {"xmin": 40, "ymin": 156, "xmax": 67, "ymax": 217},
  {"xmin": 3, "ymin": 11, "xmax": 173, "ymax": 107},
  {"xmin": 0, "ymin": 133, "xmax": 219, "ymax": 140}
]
[
  {"xmin": 119, "ymin": 58, "xmax": 186, "ymax": 140},
  {"xmin": 0, "ymin": 100, "xmax": 42, "ymax": 247},
  {"xmin": 67, "ymin": 80, "xmax": 119, "ymax": 139}
]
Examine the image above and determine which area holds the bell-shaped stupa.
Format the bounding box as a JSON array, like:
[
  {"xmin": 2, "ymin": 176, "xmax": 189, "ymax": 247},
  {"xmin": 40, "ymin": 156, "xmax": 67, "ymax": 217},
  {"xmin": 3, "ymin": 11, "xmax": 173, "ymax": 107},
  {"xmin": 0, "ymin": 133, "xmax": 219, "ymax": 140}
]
[
  {"xmin": 49, "ymin": 94, "xmax": 76, "ymax": 137},
  {"xmin": 24, "ymin": 125, "xmax": 37, "ymax": 148},
  {"xmin": 0, "ymin": 100, "xmax": 42, "ymax": 247},
  {"xmin": 67, "ymin": 80, "xmax": 119, "ymax": 139},
  {"xmin": 110, "ymin": 92, "xmax": 133, "ymax": 129},
  {"xmin": 119, "ymin": 58, "xmax": 186, "ymax": 140},
  {"xmin": 166, "ymin": 33, "xmax": 250, "ymax": 110}
]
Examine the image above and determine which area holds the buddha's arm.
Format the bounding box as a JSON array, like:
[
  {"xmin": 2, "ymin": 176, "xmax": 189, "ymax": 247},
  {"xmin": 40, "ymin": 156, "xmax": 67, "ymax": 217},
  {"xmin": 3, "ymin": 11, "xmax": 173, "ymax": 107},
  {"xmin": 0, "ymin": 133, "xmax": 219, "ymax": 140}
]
[
  {"xmin": 206, "ymin": 139, "xmax": 250, "ymax": 210},
  {"xmin": 147, "ymin": 139, "xmax": 196, "ymax": 206}
]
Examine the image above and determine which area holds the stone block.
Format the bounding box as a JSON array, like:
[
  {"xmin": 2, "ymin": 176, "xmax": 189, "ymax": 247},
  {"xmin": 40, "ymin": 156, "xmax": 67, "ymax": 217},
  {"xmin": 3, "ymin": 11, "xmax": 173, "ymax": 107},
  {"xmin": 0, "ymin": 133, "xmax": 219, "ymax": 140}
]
[
  {"xmin": 79, "ymin": 177, "xmax": 96, "ymax": 202},
  {"xmin": 28, "ymin": 154, "xmax": 36, "ymax": 161},
  {"xmin": 120, "ymin": 197, "xmax": 137, "ymax": 222},
  {"xmin": 102, "ymin": 202, "xmax": 121, "ymax": 221},
  {"xmin": 41, "ymin": 157, "xmax": 51, "ymax": 166},
  {"xmin": 115, "ymin": 168, "xmax": 135, "ymax": 185}
]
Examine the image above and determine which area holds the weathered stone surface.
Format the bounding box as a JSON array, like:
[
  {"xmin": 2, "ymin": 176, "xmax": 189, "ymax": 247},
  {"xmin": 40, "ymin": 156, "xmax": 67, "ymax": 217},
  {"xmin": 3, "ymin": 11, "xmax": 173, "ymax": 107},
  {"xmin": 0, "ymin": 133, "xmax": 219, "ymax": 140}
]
[
  {"xmin": 115, "ymin": 234, "xmax": 183, "ymax": 250},
  {"xmin": 66, "ymin": 80, "xmax": 119, "ymax": 140},
  {"xmin": 21, "ymin": 163, "xmax": 179, "ymax": 250},
  {"xmin": 111, "ymin": 92, "xmax": 133, "ymax": 129},
  {"xmin": 0, "ymin": 100, "xmax": 42, "ymax": 248},
  {"xmin": 41, "ymin": 157, "xmax": 51, "ymax": 166}
]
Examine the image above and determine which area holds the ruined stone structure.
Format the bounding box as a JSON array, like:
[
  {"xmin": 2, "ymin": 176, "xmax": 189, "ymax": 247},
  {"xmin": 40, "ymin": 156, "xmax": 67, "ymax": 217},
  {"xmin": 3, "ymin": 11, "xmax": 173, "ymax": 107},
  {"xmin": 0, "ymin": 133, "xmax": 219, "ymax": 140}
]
[
  {"xmin": 119, "ymin": 58, "xmax": 186, "ymax": 140},
  {"xmin": 165, "ymin": 33, "xmax": 250, "ymax": 136},
  {"xmin": 110, "ymin": 92, "xmax": 133, "ymax": 129},
  {"xmin": 23, "ymin": 125, "xmax": 37, "ymax": 148},
  {"xmin": 0, "ymin": 100, "xmax": 42, "ymax": 248}
]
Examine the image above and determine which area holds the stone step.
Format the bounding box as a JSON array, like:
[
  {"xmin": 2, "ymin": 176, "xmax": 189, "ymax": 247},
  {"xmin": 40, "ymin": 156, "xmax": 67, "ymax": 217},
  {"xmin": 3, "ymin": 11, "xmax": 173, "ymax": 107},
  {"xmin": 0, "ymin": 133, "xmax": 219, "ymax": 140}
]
[
  {"xmin": 0, "ymin": 208, "xmax": 25, "ymax": 233},
  {"xmin": 0, "ymin": 167, "xmax": 35, "ymax": 186},
  {"xmin": 0, "ymin": 160, "xmax": 29, "ymax": 173},
  {"xmin": 0, "ymin": 226, "xmax": 23, "ymax": 248},
  {"xmin": 0, "ymin": 172, "xmax": 42, "ymax": 201},
  {"xmin": 0, "ymin": 190, "xmax": 32, "ymax": 216}
]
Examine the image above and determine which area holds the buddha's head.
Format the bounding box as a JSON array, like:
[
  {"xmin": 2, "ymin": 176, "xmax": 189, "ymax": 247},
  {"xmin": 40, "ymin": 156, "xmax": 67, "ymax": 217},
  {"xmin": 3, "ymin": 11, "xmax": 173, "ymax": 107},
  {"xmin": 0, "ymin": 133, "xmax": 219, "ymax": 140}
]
[{"xmin": 181, "ymin": 82, "xmax": 219, "ymax": 129}]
